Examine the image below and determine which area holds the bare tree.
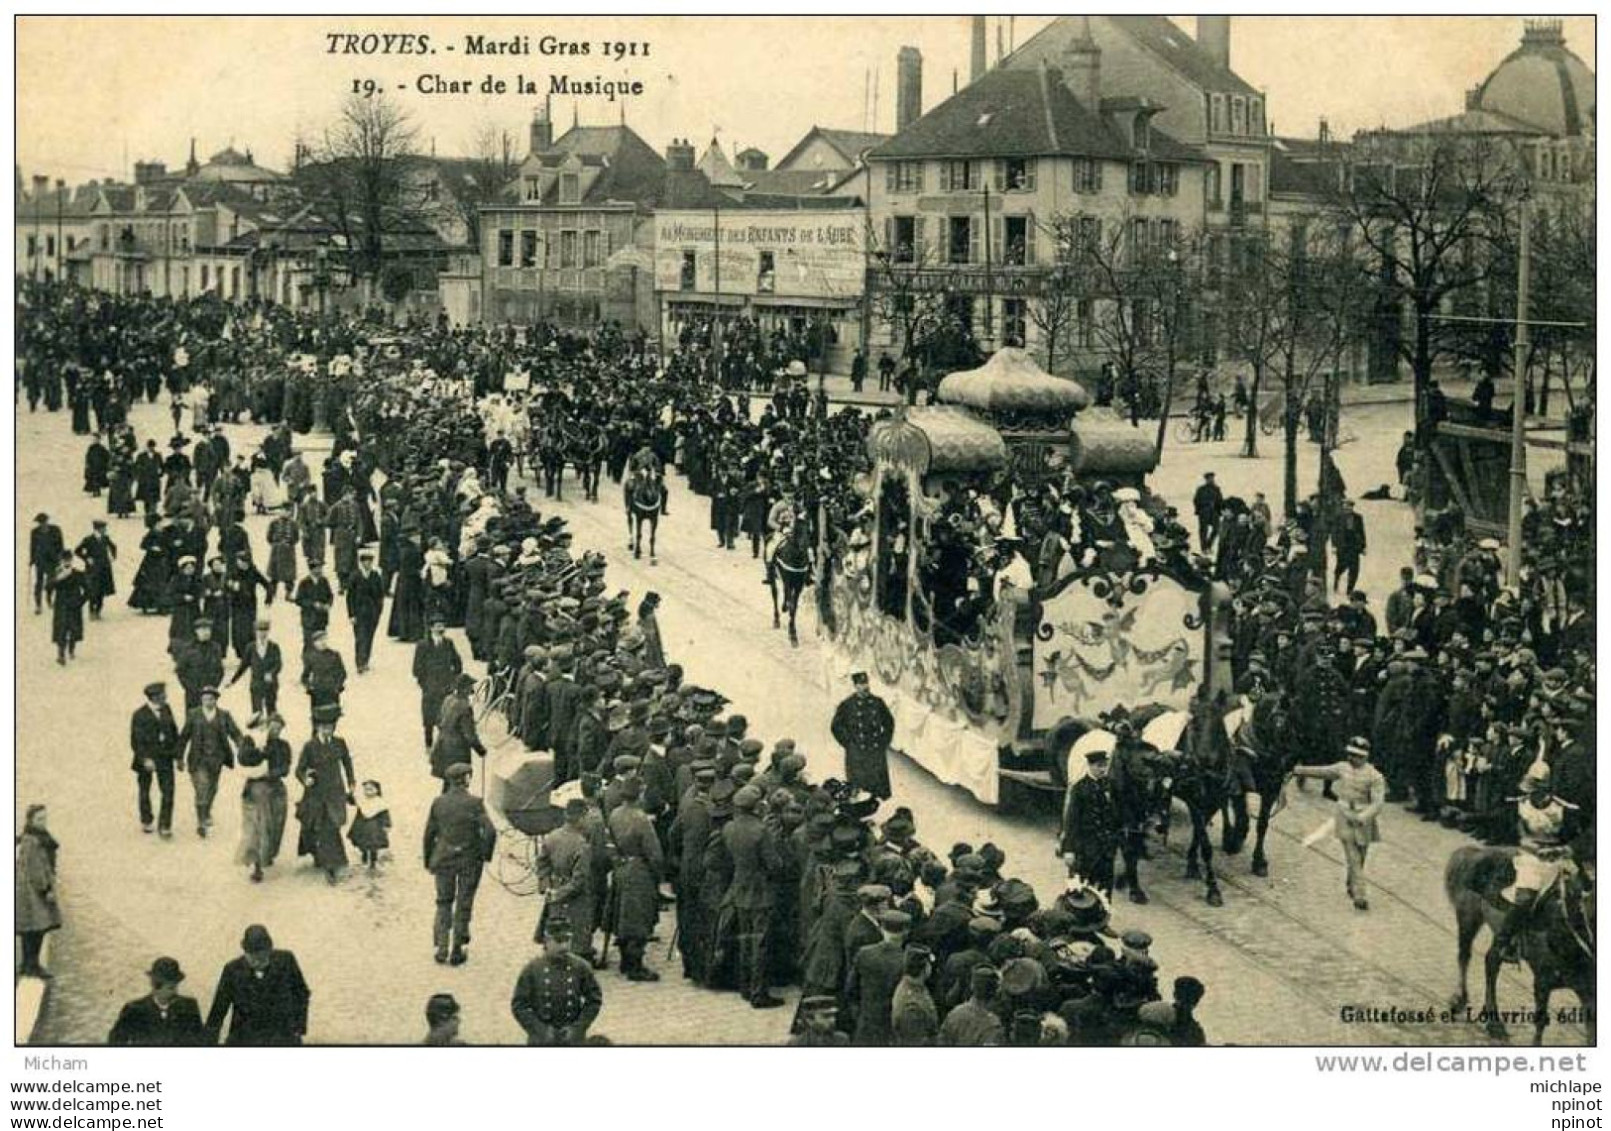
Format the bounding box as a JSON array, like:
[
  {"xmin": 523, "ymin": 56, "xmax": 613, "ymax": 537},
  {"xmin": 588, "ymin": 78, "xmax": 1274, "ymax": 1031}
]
[
  {"xmin": 301, "ymin": 93, "xmax": 420, "ymax": 283},
  {"xmin": 866, "ymin": 226, "xmax": 974, "ymax": 397},
  {"xmin": 1328, "ymin": 130, "xmax": 1526, "ymax": 446},
  {"xmin": 447, "ymin": 121, "xmax": 519, "ymax": 249}
]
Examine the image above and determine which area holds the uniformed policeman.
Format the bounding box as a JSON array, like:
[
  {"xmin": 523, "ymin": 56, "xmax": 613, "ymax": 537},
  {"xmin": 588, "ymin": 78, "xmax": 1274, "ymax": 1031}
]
[
  {"xmin": 1060, "ymin": 749, "xmax": 1120, "ymax": 897},
  {"xmin": 510, "ymin": 921, "xmax": 604, "ymax": 1046}
]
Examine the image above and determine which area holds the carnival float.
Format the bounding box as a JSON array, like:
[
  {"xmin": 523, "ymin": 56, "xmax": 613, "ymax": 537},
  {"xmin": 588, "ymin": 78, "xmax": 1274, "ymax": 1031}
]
[{"xmin": 822, "ymin": 349, "xmax": 1233, "ymax": 807}]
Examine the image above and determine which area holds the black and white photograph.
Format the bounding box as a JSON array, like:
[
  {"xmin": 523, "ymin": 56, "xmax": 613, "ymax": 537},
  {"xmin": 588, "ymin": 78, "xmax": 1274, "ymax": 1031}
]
[{"xmin": 9, "ymin": 11, "xmax": 1598, "ymax": 1099}]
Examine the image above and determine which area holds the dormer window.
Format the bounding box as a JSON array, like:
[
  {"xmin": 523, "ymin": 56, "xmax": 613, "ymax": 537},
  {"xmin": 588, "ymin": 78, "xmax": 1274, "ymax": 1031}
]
[
  {"xmin": 1134, "ymin": 117, "xmax": 1151, "ymax": 151},
  {"xmin": 559, "ymin": 173, "xmax": 580, "ymax": 203},
  {"xmin": 524, "ymin": 177, "xmax": 542, "ymax": 203}
]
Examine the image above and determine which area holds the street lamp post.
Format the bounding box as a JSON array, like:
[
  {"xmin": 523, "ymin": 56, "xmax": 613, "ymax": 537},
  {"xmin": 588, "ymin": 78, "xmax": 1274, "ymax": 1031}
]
[{"xmin": 1504, "ymin": 195, "xmax": 1531, "ymax": 587}]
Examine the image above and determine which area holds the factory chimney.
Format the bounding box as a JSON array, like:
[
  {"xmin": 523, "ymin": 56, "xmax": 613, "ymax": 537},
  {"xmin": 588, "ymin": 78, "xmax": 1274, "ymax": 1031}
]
[
  {"xmin": 896, "ymin": 47, "xmax": 923, "ymax": 133},
  {"xmin": 970, "ymin": 17, "xmax": 987, "ymax": 84},
  {"xmin": 1197, "ymin": 16, "xmax": 1230, "ymax": 70}
]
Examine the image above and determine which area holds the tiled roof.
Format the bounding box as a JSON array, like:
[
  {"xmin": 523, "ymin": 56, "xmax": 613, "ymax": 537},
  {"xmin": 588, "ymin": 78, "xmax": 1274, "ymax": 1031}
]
[
  {"xmin": 811, "ymin": 129, "xmax": 893, "ymax": 162},
  {"xmin": 739, "ymin": 168, "xmax": 856, "ymax": 196},
  {"xmin": 870, "ymin": 65, "xmax": 1199, "ymax": 163},
  {"xmin": 1105, "ymin": 15, "xmax": 1257, "ymax": 96},
  {"xmin": 1395, "ymin": 107, "xmax": 1550, "ymax": 136}
]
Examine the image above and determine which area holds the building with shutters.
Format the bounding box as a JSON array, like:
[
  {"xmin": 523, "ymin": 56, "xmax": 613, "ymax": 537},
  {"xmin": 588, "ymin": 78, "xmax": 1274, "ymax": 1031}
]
[{"xmin": 864, "ymin": 49, "xmax": 1205, "ymax": 376}]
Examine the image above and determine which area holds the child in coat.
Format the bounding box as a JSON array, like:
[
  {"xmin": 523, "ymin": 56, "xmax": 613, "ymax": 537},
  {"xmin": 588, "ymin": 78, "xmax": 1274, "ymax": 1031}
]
[{"xmin": 348, "ymin": 779, "xmax": 391, "ymax": 871}]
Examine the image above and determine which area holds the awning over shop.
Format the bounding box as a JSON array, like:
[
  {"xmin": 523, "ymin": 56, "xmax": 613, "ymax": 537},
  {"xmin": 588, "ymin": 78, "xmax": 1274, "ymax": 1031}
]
[
  {"xmin": 867, "ymin": 405, "xmax": 1008, "ymax": 476},
  {"xmin": 938, "ymin": 347, "xmax": 1091, "ymax": 415}
]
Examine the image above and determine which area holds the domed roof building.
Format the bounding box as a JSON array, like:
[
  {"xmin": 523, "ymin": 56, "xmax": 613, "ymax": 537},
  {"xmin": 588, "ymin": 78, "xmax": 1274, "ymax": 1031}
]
[{"xmin": 1468, "ymin": 19, "xmax": 1593, "ymax": 138}]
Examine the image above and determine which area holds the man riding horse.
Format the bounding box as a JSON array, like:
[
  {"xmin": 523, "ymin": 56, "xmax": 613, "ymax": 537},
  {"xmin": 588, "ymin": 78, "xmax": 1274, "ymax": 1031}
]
[
  {"xmin": 1492, "ymin": 761, "xmax": 1577, "ymax": 963},
  {"xmin": 627, "ymin": 438, "xmax": 667, "ymax": 517},
  {"xmin": 764, "ymin": 488, "xmax": 803, "ymax": 585}
]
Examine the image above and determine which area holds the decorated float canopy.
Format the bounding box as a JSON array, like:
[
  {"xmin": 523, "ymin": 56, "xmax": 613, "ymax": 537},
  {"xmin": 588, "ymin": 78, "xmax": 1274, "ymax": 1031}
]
[
  {"xmin": 865, "ymin": 405, "xmax": 1008, "ymax": 477},
  {"xmin": 937, "ymin": 348, "xmax": 1091, "ymax": 417},
  {"xmin": 1066, "ymin": 407, "xmax": 1160, "ymax": 477}
]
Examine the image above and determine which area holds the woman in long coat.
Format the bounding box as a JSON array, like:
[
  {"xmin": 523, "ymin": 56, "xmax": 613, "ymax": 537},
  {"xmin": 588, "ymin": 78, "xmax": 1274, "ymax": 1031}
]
[
  {"xmin": 48, "ymin": 557, "xmax": 88, "ymax": 664},
  {"xmin": 107, "ymin": 454, "xmax": 136, "ymax": 518},
  {"xmin": 14, "ymin": 804, "xmax": 61, "ymax": 978},
  {"xmin": 129, "ymin": 515, "xmax": 171, "ymax": 614},
  {"xmin": 294, "ymin": 713, "xmax": 354, "ymax": 883},
  {"xmin": 387, "ymin": 530, "xmax": 427, "ymax": 642},
  {"xmin": 237, "ymin": 719, "xmax": 292, "ymax": 883}
]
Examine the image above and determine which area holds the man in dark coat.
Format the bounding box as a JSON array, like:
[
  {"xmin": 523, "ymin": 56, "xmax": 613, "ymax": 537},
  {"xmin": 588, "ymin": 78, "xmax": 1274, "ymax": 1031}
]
[
  {"xmin": 607, "ymin": 778, "xmax": 665, "ymax": 981},
  {"xmin": 129, "ymin": 681, "xmax": 181, "ymax": 836},
  {"xmin": 1192, "ymin": 472, "xmax": 1223, "ymax": 551},
  {"xmin": 175, "ymin": 619, "xmax": 225, "ymax": 712},
  {"xmin": 844, "ymin": 910, "xmax": 911, "ymax": 1046},
  {"xmin": 1330, "ymin": 499, "xmax": 1367, "ymax": 594},
  {"xmin": 204, "ymin": 925, "xmax": 310, "ymax": 1046},
  {"xmin": 134, "ymin": 442, "xmax": 164, "ymax": 517},
  {"xmin": 75, "ymin": 521, "xmax": 117, "ymax": 619},
  {"xmin": 228, "ymin": 618, "xmax": 282, "ymax": 726},
  {"xmin": 1059, "ymin": 749, "xmax": 1121, "ymax": 897},
  {"xmin": 109, "ymin": 957, "xmax": 205, "ymax": 1046},
  {"xmin": 29, "ymin": 512, "xmax": 64, "ymax": 615},
  {"xmin": 413, "ymin": 616, "xmax": 463, "ymax": 750},
  {"xmin": 430, "ymin": 673, "xmax": 487, "ymax": 782},
  {"xmin": 346, "ymin": 546, "xmax": 387, "ymax": 672},
  {"xmin": 423, "ymin": 762, "xmax": 496, "ymax": 965},
  {"xmin": 722, "ymin": 785, "xmax": 786, "ymax": 1009},
  {"xmin": 830, "ymin": 672, "xmax": 896, "ymax": 799},
  {"xmin": 292, "ymin": 559, "xmax": 334, "ymax": 650},
  {"xmin": 461, "ymin": 541, "xmax": 495, "ymax": 660},
  {"xmin": 301, "ymin": 629, "xmax": 348, "ymax": 722}
]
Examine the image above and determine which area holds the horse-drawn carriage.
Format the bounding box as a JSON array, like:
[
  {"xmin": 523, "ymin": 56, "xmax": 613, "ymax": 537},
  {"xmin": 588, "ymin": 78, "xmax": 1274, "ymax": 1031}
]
[{"xmin": 822, "ymin": 349, "xmax": 1235, "ymax": 809}]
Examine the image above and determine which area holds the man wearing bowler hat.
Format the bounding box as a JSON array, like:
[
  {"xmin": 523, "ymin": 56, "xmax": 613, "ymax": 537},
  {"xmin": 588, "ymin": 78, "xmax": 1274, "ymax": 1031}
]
[
  {"xmin": 203, "ymin": 925, "xmax": 311, "ymax": 1046},
  {"xmin": 109, "ymin": 957, "xmax": 205, "ymax": 1046}
]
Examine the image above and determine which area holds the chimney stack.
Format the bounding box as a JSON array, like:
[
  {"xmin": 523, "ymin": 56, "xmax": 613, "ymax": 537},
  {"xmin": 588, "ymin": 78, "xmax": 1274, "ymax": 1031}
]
[
  {"xmin": 530, "ymin": 98, "xmax": 554, "ymax": 155},
  {"xmin": 665, "ymin": 138, "xmax": 696, "ymax": 172},
  {"xmin": 1066, "ymin": 31, "xmax": 1101, "ymax": 108},
  {"xmin": 31, "ymin": 174, "xmax": 49, "ymax": 201},
  {"xmin": 970, "ymin": 16, "xmax": 987, "ymax": 84},
  {"xmin": 896, "ymin": 47, "xmax": 923, "ymax": 133},
  {"xmin": 1197, "ymin": 16, "xmax": 1230, "ymax": 70}
]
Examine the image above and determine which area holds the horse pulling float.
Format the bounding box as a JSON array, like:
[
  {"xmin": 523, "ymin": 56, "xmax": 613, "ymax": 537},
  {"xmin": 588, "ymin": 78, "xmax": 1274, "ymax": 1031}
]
[{"xmin": 822, "ymin": 349, "xmax": 1234, "ymax": 810}]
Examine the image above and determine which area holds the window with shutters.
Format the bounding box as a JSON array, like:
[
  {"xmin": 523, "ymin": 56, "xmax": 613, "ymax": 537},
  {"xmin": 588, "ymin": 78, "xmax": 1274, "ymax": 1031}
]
[
  {"xmin": 948, "ymin": 215, "xmax": 972, "ymax": 264},
  {"xmin": 583, "ymin": 230, "xmax": 601, "ymax": 267},
  {"xmin": 944, "ymin": 160, "xmax": 975, "ymax": 192},
  {"xmin": 1231, "ymin": 96, "xmax": 1246, "ymax": 136},
  {"xmin": 559, "ymin": 230, "xmax": 578, "ymax": 268},
  {"xmin": 1003, "ymin": 215, "xmax": 1030, "ymax": 266},
  {"xmin": 1210, "ymin": 94, "xmax": 1227, "ymax": 135},
  {"xmin": 1158, "ymin": 164, "xmax": 1179, "ymax": 197},
  {"xmin": 496, "ymin": 230, "xmax": 514, "ymax": 267},
  {"xmin": 1130, "ymin": 218, "xmax": 1149, "ymax": 261},
  {"xmin": 888, "ymin": 161, "xmax": 923, "ymax": 194},
  {"xmin": 519, "ymin": 231, "xmax": 537, "ymax": 268},
  {"xmin": 1130, "ymin": 161, "xmax": 1147, "ymax": 195},
  {"xmin": 999, "ymin": 157, "xmax": 1035, "ymax": 192},
  {"xmin": 890, "ymin": 215, "xmax": 917, "ymax": 263},
  {"xmin": 1073, "ymin": 158, "xmax": 1102, "ymax": 193}
]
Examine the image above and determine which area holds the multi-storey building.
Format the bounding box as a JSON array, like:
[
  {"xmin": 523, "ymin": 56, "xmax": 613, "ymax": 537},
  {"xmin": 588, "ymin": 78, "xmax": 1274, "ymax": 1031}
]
[{"xmin": 864, "ymin": 46, "xmax": 1205, "ymax": 374}]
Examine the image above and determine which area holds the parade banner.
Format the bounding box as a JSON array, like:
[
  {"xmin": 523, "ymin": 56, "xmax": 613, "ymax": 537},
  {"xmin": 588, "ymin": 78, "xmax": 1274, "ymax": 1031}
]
[{"xmin": 1031, "ymin": 574, "xmax": 1201, "ymax": 730}]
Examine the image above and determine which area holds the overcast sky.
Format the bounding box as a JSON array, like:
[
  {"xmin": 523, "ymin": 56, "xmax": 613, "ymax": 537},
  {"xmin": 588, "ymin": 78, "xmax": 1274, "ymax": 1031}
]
[{"xmin": 15, "ymin": 15, "xmax": 1596, "ymax": 185}]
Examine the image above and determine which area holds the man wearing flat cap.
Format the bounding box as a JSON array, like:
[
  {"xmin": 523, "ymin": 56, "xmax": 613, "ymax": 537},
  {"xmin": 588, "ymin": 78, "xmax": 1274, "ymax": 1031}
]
[
  {"xmin": 109, "ymin": 957, "xmax": 205, "ymax": 1046},
  {"xmin": 178, "ymin": 686, "xmax": 240, "ymax": 838},
  {"xmin": 536, "ymin": 799, "xmax": 602, "ymax": 964},
  {"xmin": 606, "ymin": 777, "xmax": 665, "ymax": 982},
  {"xmin": 723, "ymin": 784, "xmax": 786, "ymax": 1009},
  {"xmin": 130, "ymin": 681, "xmax": 181, "ymax": 836},
  {"xmin": 175, "ymin": 617, "xmax": 225, "ymax": 712},
  {"xmin": 831, "ymin": 672, "xmax": 896, "ymax": 800},
  {"xmin": 346, "ymin": 545, "xmax": 387, "ymax": 673},
  {"xmin": 424, "ymin": 762, "xmax": 497, "ymax": 965},
  {"xmin": 844, "ymin": 908, "xmax": 911, "ymax": 1045},
  {"xmin": 430, "ymin": 672, "xmax": 487, "ymax": 784}
]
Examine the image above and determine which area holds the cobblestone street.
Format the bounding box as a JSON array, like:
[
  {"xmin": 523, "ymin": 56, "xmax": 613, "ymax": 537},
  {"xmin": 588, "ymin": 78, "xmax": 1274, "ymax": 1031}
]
[{"xmin": 18, "ymin": 395, "xmax": 1584, "ymax": 1047}]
